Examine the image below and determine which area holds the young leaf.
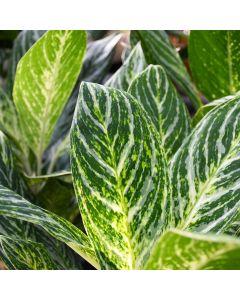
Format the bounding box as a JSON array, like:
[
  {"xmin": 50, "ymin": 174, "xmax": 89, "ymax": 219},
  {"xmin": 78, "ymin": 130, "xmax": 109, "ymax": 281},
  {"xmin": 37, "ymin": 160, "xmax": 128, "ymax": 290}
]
[
  {"xmin": 105, "ymin": 43, "xmax": 146, "ymax": 90},
  {"xmin": 71, "ymin": 82, "xmax": 171, "ymax": 270},
  {"xmin": 170, "ymin": 94, "xmax": 240, "ymax": 233},
  {"xmin": 189, "ymin": 30, "xmax": 240, "ymax": 100},
  {"xmin": 13, "ymin": 30, "xmax": 87, "ymax": 174},
  {"xmin": 0, "ymin": 235, "xmax": 57, "ymax": 270},
  {"xmin": 129, "ymin": 65, "xmax": 191, "ymax": 160},
  {"xmin": 0, "ymin": 184, "xmax": 99, "ymax": 269},
  {"xmin": 145, "ymin": 229, "xmax": 240, "ymax": 270},
  {"xmin": 130, "ymin": 30, "xmax": 201, "ymax": 109}
]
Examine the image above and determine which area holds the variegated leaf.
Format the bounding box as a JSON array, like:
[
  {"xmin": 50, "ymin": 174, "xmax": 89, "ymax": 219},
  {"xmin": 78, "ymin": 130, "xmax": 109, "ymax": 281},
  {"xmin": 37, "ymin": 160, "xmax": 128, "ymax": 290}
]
[
  {"xmin": 105, "ymin": 43, "xmax": 146, "ymax": 91},
  {"xmin": 189, "ymin": 30, "xmax": 240, "ymax": 100},
  {"xmin": 192, "ymin": 93, "xmax": 239, "ymax": 127},
  {"xmin": 170, "ymin": 94, "xmax": 240, "ymax": 233},
  {"xmin": 45, "ymin": 34, "xmax": 120, "ymax": 173},
  {"xmin": 7, "ymin": 30, "xmax": 45, "ymax": 94},
  {"xmin": 13, "ymin": 30, "xmax": 87, "ymax": 174},
  {"xmin": 224, "ymin": 211, "xmax": 240, "ymax": 237},
  {"xmin": 129, "ymin": 65, "xmax": 191, "ymax": 160},
  {"xmin": 0, "ymin": 235, "xmax": 57, "ymax": 270},
  {"xmin": 130, "ymin": 30, "xmax": 202, "ymax": 109},
  {"xmin": 80, "ymin": 34, "xmax": 121, "ymax": 84},
  {"xmin": 0, "ymin": 184, "xmax": 99, "ymax": 269},
  {"xmin": 0, "ymin": 130, "xmax": 84, "ymax": 269},
  {"xmin": 0, "ymin": 88, "xmax": 31, "ymax": 172},
  {"xmin": 71, "ymin": 82, "xmax": 170, "ymax": 270},
  {"xmin": 145, "ymin": 229, "xmax": 240, "ymax": 270}
]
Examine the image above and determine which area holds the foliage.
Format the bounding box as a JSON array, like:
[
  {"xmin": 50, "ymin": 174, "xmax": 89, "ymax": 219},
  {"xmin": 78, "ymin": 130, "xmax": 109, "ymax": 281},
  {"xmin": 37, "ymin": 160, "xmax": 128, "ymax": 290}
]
[{"xmin": 0, "ymin": 30, "xmax": 239, "ymax": 270}]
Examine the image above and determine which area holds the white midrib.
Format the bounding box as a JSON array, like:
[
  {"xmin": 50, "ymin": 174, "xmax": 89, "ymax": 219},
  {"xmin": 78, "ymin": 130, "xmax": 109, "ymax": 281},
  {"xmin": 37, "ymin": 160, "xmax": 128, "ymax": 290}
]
[
  {"xmin": 37, "ymin": 31, "xmax": 69, "ymax": 174},
  {"xmin": 96, "ymin": 102, "xmax": 136, "ymax": 270},
  {"xmin": 180, "ymin": 133, "xmax": 240, "ymax": 230}
]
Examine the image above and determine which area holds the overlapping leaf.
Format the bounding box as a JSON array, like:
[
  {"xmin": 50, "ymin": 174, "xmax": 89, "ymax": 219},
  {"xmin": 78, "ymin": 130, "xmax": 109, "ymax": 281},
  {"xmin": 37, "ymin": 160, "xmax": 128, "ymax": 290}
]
[
  {"xmin": 0, "ymin": 87, "xmax": 31, "ymax": 172},
  {"xmin": 130, "ymin": 30, "xmax": 201, "ymax": 109},
  {"xmin": 0, "ymin": 235, "xmax": 57, "ymax": 270},
  {"xmin": 145, "ymin": 229, "xmax": 240, "ymax": 270},
  {"xmin": 0, "ymin": 131, "xmax": 91, "ymax": 269},
  {"xmin": 192, "ymin": 94, "xmax": 239, "ymax": 127},
  {"xmin": 0, "ymin": 184, "xmax": 99, "ymax": 269},
  {"xmin": 189, "ymin": 30, "xmax": 240, "ymax": 100},
  {"xmin": 105, "ymin": 43, "xmax": 146, "ymax": 91},
  {"xmin": 71, "ymin": 82, "xmax": 170, "ymax": 269},
  {"xmin": 13, "ymin": 30, "xmax": 87, "ymax": 174},
  {"xmin": 46, "ymin": 34, "xmax": 120, "ymax": 173},
  {"xmin": 129, "ymin": 65, "xmax": 191, "ymax": 159},
  {"xmin": 170, "ymin": 94, "xmax": 240, "ymax": 233}
]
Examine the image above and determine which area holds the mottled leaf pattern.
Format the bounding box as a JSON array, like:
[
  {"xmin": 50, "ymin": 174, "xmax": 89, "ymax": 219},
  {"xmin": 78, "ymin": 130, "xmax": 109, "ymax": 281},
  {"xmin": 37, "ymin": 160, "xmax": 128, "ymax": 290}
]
[
  {"xmin": 13, "ymin": 30, "xmax": 86, "ymax": 172},
  {"xmin": 130, "ymin": 30, "xmax": 201, "ymax": 109},
  {"xmin": 7, "ymin": 30, "xmax": 45, "ymax": 94},
  {"xmin": 71, "ymin": 82, "xmax": 170, "ymax": 270},
  {"xmin": 189, "ymin": 30, "xmax": 240, "ymax": 100},
  {"xmin": 0, "ymin": 88, "xmax": 31, "ymax": 172},
  {"xmin": 0, "ymin": 184, "xmax": 99, "ymax": 269},
  {"xmin": 145, "ymin": 229, "xmax": 240, "ymax": 270},
  {"xmin": 105, "ymin": 43, "xmax": 146, "ymax": 91},
  {"xmin": 129, "ymin": 65, "xmax": 191, "ymax": 159},
  {"xmin": 45, "ymin": 34, "xmax": 119, "ymax": 173},
  {"xmin": 170, "ymin": 95, "xmax": 240, "ymax": 233},
  {"xmin": 0, "ymin": 235, "xmax": 57, "ymax": 270}
]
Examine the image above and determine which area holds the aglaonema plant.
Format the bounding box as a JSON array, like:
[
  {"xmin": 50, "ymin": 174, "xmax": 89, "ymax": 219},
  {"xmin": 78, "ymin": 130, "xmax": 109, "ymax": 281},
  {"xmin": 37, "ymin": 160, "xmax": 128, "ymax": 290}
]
[{"xmin": 0, "ymin": 29, "xmax": 239, "ymax": 270}]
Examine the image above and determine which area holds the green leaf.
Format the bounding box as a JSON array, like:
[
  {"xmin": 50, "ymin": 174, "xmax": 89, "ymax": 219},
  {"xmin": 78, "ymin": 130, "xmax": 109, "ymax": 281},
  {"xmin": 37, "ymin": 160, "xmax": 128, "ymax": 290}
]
[
  {"xmin": 145, "ymin": 229, "xmax": 240, "ymax": 270},
  {"xmin": 129, "ymin": 65, "xmax": 191, "ymax": 160},
  {"xmin": 189, "ymin": 30, "xmax": 240, "ymax": 100},
  {"xmin": 13, "ymin": 30, "xmax": 87, "ymax": 174},
  {"xmin": 130, "ymin": 30, "xmax": 201, "ymax": 109},
  {"xmin": 71, "ymin": 82, "xmax": 170, "ymax": 270},
  {"xmin": 170, "ymin": 94, "xmax": 240, "ymax": 233},
  {"xmin": 7, "ymin": 30, "xmax": 45, "ymax": 94},
  {"xmin": 45, "ymin": 34, "xmax": 120, "ymax": 173},
  {"xmin": 105, "ymin": 43, "xmax": 146, "ymax": 90},
  {"xmin": 192, "ymin": 93, "xmax": 240, "ymax": 127},
  {"xmin": 0, "ymin": 130, "xmax": 83, "ymax": 269},
  {"xmin": 26, "ymin": 226, "xmax": 84, "ymax": 270},
  {"xmin": 36, "ymin": 178, "xmax": 78, "ymax": 222},
  {"xmin": 0, "ymin": 88, "xmax": 31, "ymax": 172},
  {"xmin": 0, "ymin": 184, "xmax": 99, "ymax": 269},
  {"xmin": 0, "ymin": 235, "xmax": 57, "ymax": 270}
]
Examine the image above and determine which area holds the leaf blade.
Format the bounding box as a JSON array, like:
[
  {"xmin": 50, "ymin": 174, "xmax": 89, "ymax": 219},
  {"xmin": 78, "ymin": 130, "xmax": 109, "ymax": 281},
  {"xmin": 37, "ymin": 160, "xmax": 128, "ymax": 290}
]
[
  {"xmin": 189, "ymin": 30, "xmax": 240, "ymax": 100},
  {"xmin": 105, "ymin": 43, "xmax": 146, "ymax": 91},
  {"xmin": 0, "ymin": 184, "xmax": 99, "ymax": 269},
  {"xmin": 145, "ymin": 229, "xmax": 240, "ymax": 270},
  {"xmin": 130, "ymin": 30, "xmax": 201, "ymax": 109},
  {"xmin": 0, "ymin": 235, "xmax": 57, "ymax": 270},
  {"xmin": 13, "ymin": 30, "xmax": 87, "ymax": 170},
  {"xmin": 129, "ymin": 65, "xmax": 191, "ymax": 159},
  {"xmin": 71, "ymin": 82, "xmax": 170, "ymax": 269},
  {"xmin": 170, "ymin": 94, "xmax": 240, "ymax": 233}
]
